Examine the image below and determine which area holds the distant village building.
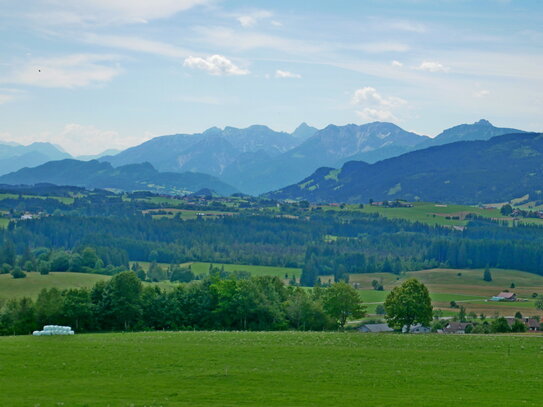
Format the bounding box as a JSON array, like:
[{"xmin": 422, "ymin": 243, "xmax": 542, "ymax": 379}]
[
  {"xmin": 402, "ymin": 324, "xmax": 431, "ymax": 334},
  {"xmin": 490, "ymin": 292, "xmax": 517, "ymax": 302},
  {"xmin": 358, "ymin": 323, "xmax": 394, "ymax": 333},
  {"xmin": 20, "ymin": 213, "xmax": 34, "ymax": 220},
  {"xmin": 443, "ymin": 322, "xmax": 473, "ymax": 334},
  {"xmin": 505, "ymin": 317, "xmax": 541, "ymax": 331}
]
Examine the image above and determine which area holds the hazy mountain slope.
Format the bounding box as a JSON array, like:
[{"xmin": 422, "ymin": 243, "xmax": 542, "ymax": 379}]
[
  {"xmin": 104, "ymin": 125, "xmax": 298, "ymax": 176},
  {"xmin": 268, "ymin": 132, "xmax": 543, "ymax": 204},
  {"xmin": 0, "ymin": 159, "xmax": 237, "ymax": 196},
  {"xmin": 421, "ymin": 119, "xmax": 526, "ymax": 148},
  {"xmin": 0, "ymin": 142, "xmax": 71, "ymax": 175},
  {"xmin": 291, "ymin": 122, "xmax": 318, "ymax": 140},
  {"xmin": 223, "ymin": 122, "xmax": 428, "ymax": 194}
]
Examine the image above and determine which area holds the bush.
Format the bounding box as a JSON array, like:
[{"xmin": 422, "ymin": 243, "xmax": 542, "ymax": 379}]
[
  {"xmin": 375, "ymin": 304, "xmax": 386, "ymax": 315},
  {"xmin": 511, "ymin": 319, "xmax": 526, "ymax": 333},
  {"xmin": 464, "ymin": 324, "xmax": 473, "ymax": 334},
  {"xmin": 11, "ymin": 269, "xmax": 26, "ymax": 279},
  {"xmin": 491, "ymin": 317, "xmax": 511, "ymax": 333}
]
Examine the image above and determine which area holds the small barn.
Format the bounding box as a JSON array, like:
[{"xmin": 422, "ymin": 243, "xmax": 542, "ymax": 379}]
[
  {"xmin": 443, "ymin": 322, "xmax": 472, "ymax": 334},
  {"xmin": 358, "ymin": 323, "xmax": 394, "ymax": 333},
  {"xmin": 491, "ymin": 292, "xmax": 517, "ymax": 301},
  {"xmin": 402, "ymin": 324, "xmax": 431, "ymax": 334}
]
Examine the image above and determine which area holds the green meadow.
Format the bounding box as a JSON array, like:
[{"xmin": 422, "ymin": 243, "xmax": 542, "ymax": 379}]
[
  {"xmin": 321, "ymin": 201, "xmax": 543, "ymax": 227},
  {"xmin": 0, "ymin": 272, "xmax": 110, "ymax": 300},
  {"xmin": 131, "ymin": 261, "xmax": 302, "ymax": 279},
  {"xmin": 1, "ymin": 331, "xmax": 542, "ymax": 406}
]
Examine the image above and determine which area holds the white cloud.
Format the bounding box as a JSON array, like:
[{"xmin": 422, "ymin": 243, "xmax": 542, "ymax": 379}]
[
  {"xmin": 417, "ymin": 61, "xmax": 449, "ymax": 73},
  {"xmin": 193, "ymin": 26, "xmax": 325, "ymax": 54},
  {"xmin": 351, "ymin": 87, "xmax": 406, "ymax": 122},
  {"xmin": 352, "ymin": 42, "xmax": 410, "ymax": 53},
  {"xmin": 391, "ymin": 60, "xmax": 403, "ymax": 67},
  {"xmin": 84, "ymin": 34, "xmax": 190, "ymax": 58},
  {"xmin": 275, "ymin": 70, "xmax": 301, "ymax": 79},
  {"xmin": 33, "ymin": 0, "xmax": 208, "ymax": 25},
  {"xmin": 473, "ymin": 89, "xmax": 490, "ymax": 98},
  {"xmin": 7, "ymin": 54, "xmax": 121, "ymax": 88},
  {"xmin": 174, "ymin": 95, "xmax": 222, "ymax": 105},
  {"xmin": 0, "ymin": 94, "xmax": 15, "ymax": 104},
  {"xmin": 237, "ymin": 10, "xmax": 273, "ymax": 27},
  {"xmin": 183, "ymin": 55, "xmax": 249, "ymax": 76},
  {"xmin": 383, "ymin": 20, "xmax": 426, "ymax": 33},
  {"xmin": 2, "ymin": 124, "xmax": 149, "ymax": 156},
  {"xmin": 356, "ymin": 108, "xmax": 398, "ymax": 122}
]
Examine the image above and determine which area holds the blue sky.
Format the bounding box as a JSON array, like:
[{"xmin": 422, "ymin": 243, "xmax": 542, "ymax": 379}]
[{"xmin": 0, "ymin": 0, "xmax": 542, "ymax": 155}]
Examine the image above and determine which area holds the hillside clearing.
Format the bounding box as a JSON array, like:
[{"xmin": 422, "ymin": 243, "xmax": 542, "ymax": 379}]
[{"xmin": 0, "ymin": 272, "xmax": 110, "ymax": 300}]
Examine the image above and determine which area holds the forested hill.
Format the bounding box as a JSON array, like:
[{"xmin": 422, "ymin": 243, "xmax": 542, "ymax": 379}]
[
  {"xmin": 268, "ymin": 132, "xmax": 543, "ymax": 204},
  {"xmin": 0, "ymin": 159, "xmax": 237, "ymax": 196}
]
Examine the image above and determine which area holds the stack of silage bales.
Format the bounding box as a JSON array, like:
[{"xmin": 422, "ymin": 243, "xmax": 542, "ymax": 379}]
[{"xmin": 32, "ymin": 325, "xmax": 74, "ymax": 336}]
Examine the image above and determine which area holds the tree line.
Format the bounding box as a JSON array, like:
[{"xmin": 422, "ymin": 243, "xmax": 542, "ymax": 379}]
[{"xmin": 0, "ymin": 271, "xmax": 366, "ymax": 335}]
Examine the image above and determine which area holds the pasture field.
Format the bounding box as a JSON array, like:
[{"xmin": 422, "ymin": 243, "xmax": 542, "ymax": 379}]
[
  {"xmin": 131, "ymin": 261, "xmax": 302, "ymax": 279},
  {"xmin": 1, "ymin": 331, "xmax": 542, "ymax": 406},
  {"xmin": 0, "ymin": 272, "xmax": 110, "ymax": 300},
  {"xmin": 188, "ymin": 262, "xmax": 301, "ymax": 278},
  {"xmin": 0, "ymin": 193, "xmax": 74, "ymax": 204},
  {"xmin": 143, "ymin": 208, "xmax": 236, "ymax": 220},
  {"xmin": 348, "ymin": 268, "xmax": 543, "ymax": 317},
  {"xmin": 321, "ymin": 201, "xmax": 543, "ymax": 226}
]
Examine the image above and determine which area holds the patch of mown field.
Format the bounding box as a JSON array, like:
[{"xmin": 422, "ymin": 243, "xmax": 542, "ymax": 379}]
[
  {"xmin": 347, "ymin": 268, "xmax": 543, "ymax": 316},
  {"xmin": 143, "ymin": 208, "xmax": 236, "ymax": 220},
  {"xmin": 188, "ymin": 262, "xmax": 302, "ymax": 279},
  {"xmin": 1, "ymin": 331, "xmax": 542, "ymax": 406},
  {"xmin": 320, "ymin": 201, "xmax": 543, "ymax": 226},
  {"xmin": 320, "ymin": 201, "xmax": 503, "ymax": 226},
  {"xmin": 0, "ymin": 272, "xmax": 110, "ymax": 300},
  {"xmin": 0, "ymin": 193, "xmax": 74, "ymax": 204},
  {"xmin": 348, "ymin": 268, "xmax": 543, "ymax": 296},
  {"xmin": 129, "ymin": 261, "xmax": 302, "ymax": 279}
]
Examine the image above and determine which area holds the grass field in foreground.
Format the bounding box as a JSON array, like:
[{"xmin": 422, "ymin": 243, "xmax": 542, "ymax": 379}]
[
  {"xmin": 1, "ymin": 331, "xmax": 542, "ymax": 406},
  {"xmin": 0, "ymin": 272, "xmax": 110, "ymax": 300}
]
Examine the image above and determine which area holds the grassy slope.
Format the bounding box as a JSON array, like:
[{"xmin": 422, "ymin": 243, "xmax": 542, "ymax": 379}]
[
  {"xmin": 131, "ymin": 261, "xmax": 302, "ymax": 279},
  {"xmin": 0, "ymin": 272, "xmax": 110, "ymax": 300},
  {"xmin": 321, "ymin": 201, "xmax": 543, "ymax": 226},
  {"xmin": 1, "ymin": 331, "xmax": 542, "ymax": 406},
  {"xmin": 348, "ymin": 268, "xmax": 543, "ymax": 316}
]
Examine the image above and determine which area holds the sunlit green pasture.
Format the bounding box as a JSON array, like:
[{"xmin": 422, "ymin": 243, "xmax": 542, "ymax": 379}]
[{"xmin": 1, "ymin": 331, "xmax": 542, "ymax": 406}]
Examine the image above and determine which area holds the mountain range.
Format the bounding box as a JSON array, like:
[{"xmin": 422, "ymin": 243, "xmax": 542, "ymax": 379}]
[
  {"xmin": 0, "ymin": 119, "xmax": 532, "ymax": 199},
  {"xmin": 0, "ymin": 142, "xmax": 71, "ymax": 175},
  {"xmin": 0, "ymin": 160, "xmax": 237, "ymax": 196},
  {"xmin": 268, "ymin": 132, "xmax": 543, "ymax": 204},
  {"xmin": 100, "ymin": 119, "xmax": 525, "ymax": 195}
]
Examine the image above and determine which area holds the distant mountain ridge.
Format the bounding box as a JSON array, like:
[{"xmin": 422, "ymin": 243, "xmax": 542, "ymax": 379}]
[
  {"xmin": 267, "ymin": 132, "xmax": 543, "ymax": 204},
  {"xmin": 99, "ymin": 119, "xmax": 526, "ymax": 195},
  {"xmin": 0, "ymin": 142, "xmax": 71, "ymax": 175},
  {"xmin": 1, "ymin": 119, "xmax": 529, "ymax": 197},
  {"xmin": 0, "ymin": 159, "xmax": 237, "ymax": 196}
]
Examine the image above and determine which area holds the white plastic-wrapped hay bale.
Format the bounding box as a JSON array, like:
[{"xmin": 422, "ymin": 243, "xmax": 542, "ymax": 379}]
[{"xmin": 32, "ymin": 325, "xmax": 75, "ymax": 336}]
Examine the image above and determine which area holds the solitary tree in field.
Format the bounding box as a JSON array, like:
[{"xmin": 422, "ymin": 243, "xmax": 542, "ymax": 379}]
[
  {"xmin": 322, "ymin": 282, "xmax": 366, "ymax": 328},
  {"xmin": 458, "ymin": 305, "xmax": 467, "ymax": 322},
  {"xmin": 535, "ymin": 295, "xmax": 543, "ymax": 311},
  {"xmin": 384, "ymin": 278, "xmax": 433, "ymax": 333},
  {"xmin": 483, "ymin": 267, "xmax": 492, "ymax": 282},
  {"xmin": 500, "ymin": 204, "xmax": 513, "ymax": 216}
]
